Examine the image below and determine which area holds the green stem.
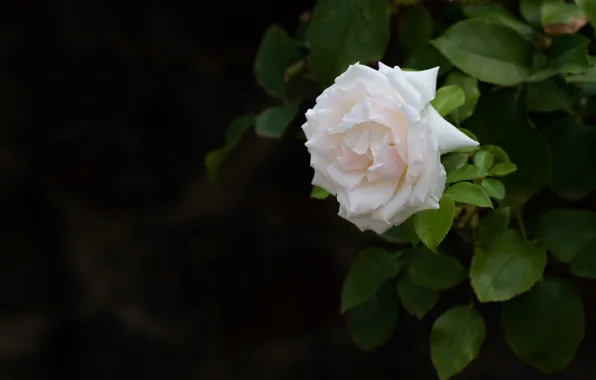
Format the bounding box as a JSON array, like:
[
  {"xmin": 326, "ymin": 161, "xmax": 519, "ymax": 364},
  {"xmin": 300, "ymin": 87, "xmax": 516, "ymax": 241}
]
[{"xmin": 516, "ymin": 209, "xmax": 528, "ymax": 241}]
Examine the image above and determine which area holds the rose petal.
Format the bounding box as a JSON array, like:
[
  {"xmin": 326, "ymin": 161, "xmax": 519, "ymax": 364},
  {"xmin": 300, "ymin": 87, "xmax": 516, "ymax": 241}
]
[
  {"xmin": 422, "ymin": 105, "xmax": 479, "ymax": 154},
  {"xmin": 335, "ymin": 63, "xmax": 392, "ymax": 94},
  {"xmin": 402, "ymin": 67, "xmax": 439, "ymax": 107},
  {"xmin": 378, "ymin": 63, "xmax": 424, "ymax": 112},
  {"xmin": 373, "ymin": 182, "xmax": 413, "ymax": 223},
  {"xmin": 312, "ymin": 172, "xmax": 337, "ymax": 195},
  {"xmin": 344, "ymin": 180, "xmax": 397, "ymax": 216},
  {"xmin": 326, "ymin": 163, "xmax": 365, "ymax": 189},
  {"xmin": 338, "ymin": 205, "xmax": 393, "ymax": 234}
]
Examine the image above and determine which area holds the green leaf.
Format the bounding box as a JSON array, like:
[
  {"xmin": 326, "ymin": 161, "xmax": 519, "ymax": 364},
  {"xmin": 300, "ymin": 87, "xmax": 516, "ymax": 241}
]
[
  {"xmin": 465, "ymin": 90, "xmax": 549, "ymax": 209},
  {"xmin": 445, "ymin": 182, "xmax": 493, "ymax": 208},
  {"xmin": 565, "ymin": 64, "xmax": 596, "ymax": 83},
  {"xmin": 310, "ymin": 186, "xmax": 330, "ymax": 200},
  {"xmin": 473, "ymin": 150, "xmax": 495, "ymax": 173},
  {"xmin": 254, "ymin": 25, "xmax": 301, "ymax": 98},
  {"xmin": 205, "ymin": 114, "xmax": 256, "ymax": 181},
  {"xmin": 381, "ymin": 217, "xmax": 420, "ymax": 244},
  {"xmin": 489, "ymin": 162, "xmax": 517, "ymax": 177},
  {"xmin": 341, "ymin": 247, "xmax": 401, "ymax": 313},
  {"xmin": 477, "ymin": 207, "xmax": 510, "ymax": 246},
  {"xmin": 431, "ymin": 305, "xmax": 486, "ymax": 380},
  {"xmin": 577, "ymin": 0, "xmax": 596, "ymax": 30},
  {"xmin": 550, "ymin": 35, "xmax": 591, "ymax": 73},
  {"xmin": 463, "ymin": 3, "xmax": 511, "ymax": 19},
  {"xmin": 543, "ymin": 117, "xmax": 596, "ymax": 200},
  {"xmin": 444, "ymin": 71, "xmax": 480, "ymax": 124},
  {"xmin": 502, "ymin": 278, "xmax": 585, "ymax": 373},
  {"xmin": 541, "ymin": 1, "xmax": 586, "ymax": 34},
  {"xmin": 481, "ymin": 178, "xmax": 506, "ymax": 200},
  {"xmin": 414, "ymin": 196, "xmax": 455, "ymax": 252},
  {"xmin": 397, "ymin": 275, "xmax": 438, "ymax": 319},
  {"xmin": 531, "ymin": 35, "xmax": 591, "ymax": 81},
  {"xmin": 399, "ymin": 4, "xmax": 433, "ymax": 55},
  {"xmin": 570, "ymin": 239, "xmax": 596, "ymax": 279},
  {"xmin": 536, "ymin": 209, "xmax": 596, "ymax": 263},
  {"xmin": 432, "ymin": 19, "xmax": 532, "ymax": 86},
  {"xmin": 462, "ymin": 3, "xmax": 535, "ymax": 41},
  {"xmin": 454, "ymin": 128, "xmax": 480, "ymax": 153},
  {"xmin": 431, "ymin": 85, "xmax": 466, "ymax": 117},
  {"xmin": 471, "ymin": 230, "xmax": 547, "ymax": 302},
  {"xmin": 446, "ymin": 165, "xmax": 485, "ymax": 184},
  {"xmin": 441, "ymin": 152, "xmax": 469, "ymax": 173},
  {"xmin": 346, "ymin": 281, "xmax": 399, "ymax": 351},
  {"xmin": 408, "ymin": 248, "xmax": 466, "ymax": 291},
  {"xmin": 483, "ymin": 145, "xmax": 510, "ymax": 163},
  {"xmin": 520, "ymin": 0, "xmax": 542, "ymax": 28},
  {"xmin": 525, "ymin": 80, "xmax": 569, "ymax": 113},
  {"xmin": 255, "ymin": 101, "xmax": 300, "ymax": 138},
  {"xmin": 458, "ymin": 128, "xmax": 479, "ymax": 142},
  {"xmin": 403, "ymin": 45, "xmax": 453, "ymax": 76},
  {"xmin": 307, "ymin": 0, "xmax": 390, "ymax": 85}
]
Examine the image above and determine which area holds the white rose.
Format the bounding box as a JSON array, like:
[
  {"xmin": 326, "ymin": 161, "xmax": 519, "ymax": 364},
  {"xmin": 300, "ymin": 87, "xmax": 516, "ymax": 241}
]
[{"xmin": 302, "ymin": 62, "xmax": 478, "ymax": 234}]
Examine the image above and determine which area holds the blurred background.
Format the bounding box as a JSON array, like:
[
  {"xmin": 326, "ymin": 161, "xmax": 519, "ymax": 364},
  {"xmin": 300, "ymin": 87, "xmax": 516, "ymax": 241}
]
[{"xmin": 1, "ymin": 0, "xmax": 595, "ymax": 379}]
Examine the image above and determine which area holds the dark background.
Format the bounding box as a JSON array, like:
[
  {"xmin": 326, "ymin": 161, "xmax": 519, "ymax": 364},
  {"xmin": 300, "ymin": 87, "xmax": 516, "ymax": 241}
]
[{"xmin": 0, "ymin": 1, "xmax": 595, "ymax": 379}]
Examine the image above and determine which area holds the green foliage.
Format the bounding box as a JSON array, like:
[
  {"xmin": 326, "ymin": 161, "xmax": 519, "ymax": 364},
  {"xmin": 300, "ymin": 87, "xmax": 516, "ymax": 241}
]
[
  {"xmin": 414, "ymin": 196, "xmax": 455, "ymax": 252},
  {"xmin": 310, "ymin": 186, "xmax": 331, "ymax": 200},
  {"xmin": 525, "ymin": 79, "xmax": 569, "ymax": 113},
  {"xmin": 341, "ymin": 247, "xmax": 401, "ymax": 313},
  {"xmin": 489, "ymin": 162, "xmax": 518, "ymax": 177},
  {"xmin": 578, "ymin": 0, "xmax": 596, "ymax": 30},
  {"xmin": 381, "ymin": 217, "xmax": 420, "ymax": 244},
  {"xmin": 465, "ymin": 90, "xmax": 548, "ymax": 209},
  {"xmin": 307, "ymin": 0, "xmax": 390, "ymax": 85},
  {"xmin": 446, "ymin": 164, "xmax": 484, "ymax": 184},
  {"xmin": 476, "ymin": 207, "xmax": 510, "ymax": 246},
  {"xmin": 204, "ymin": 114, "xmax": 256, "ymax": 181},
  {"xmin": 502, "ymin": 278, "xmax": 585, "ymax": 373},
  {"xmin": 444, "ymin": 71, "xmax": 479, "ymax": 124},
  {"xmin": 540, "ymin": 0, "xmax": 585, "ymax": 31},
  {"xmin": 481, "ymin": 178, "xmax": 506, "ymax": 200},
  {"xmin": 473, "ymin": 150, "xmax": 495, "ymax": 173},
  {"xmin": 531, "ymin": 35, "xmax": 591, "ymax": 81},
  {"xmin": 431, "ymin": 85, "xmax": 466, "ymax": 117},
  {"xmin": 397, "ymin": 275, "xmax": 438, "ymax": 319},
  {"xmin": 462, "ymin": 3, "xmax": 535, "ymax": 41},
  {"xmin": 544, "ymin": 117, "xmax": 596, "ymax": 199},
  {"xmin": 407, "ymin": 248, "xmax": 466, "ymax": 291},
  {"xmin": 403, "ymin": 45, "xmax": 453, "ymax": 76},
  {"xmin": 471, "ymin": 230, "xmax": 546, "ymax": 302},
  {"xmin": 432, "ymin": 19, "xmax": 532, "ymax": 86},
  {"xmin": 441, "ymin": 152, "xmax": 469, "ymax": 172},
  {"xmin": 430, "ymin": 305, "xmax": 485, "ymax": 380},
  {"xmin": 537, "ymin": 209, "xmax": 596, "ymax": 263},
  {"xmin": 399, "ymin": 5, "xmax": 433, "ymax": 55},
  {"xmin": 255, "ymin": 101, "xmax": 300, "ymax": 138},
  {"xmin": 254, "ymin": 25, "xmax": 301, "ymax": 99},
  {"xmin": 520, "ymin": 0, "xmax": 542, "ymax": 28},
  {"xmin": 346, "ymin": 281, "xmax": 399, "ymax": 351},
  {"xmin": 445, "ymin": 182, "xmax": 493, "ymax": 208}
]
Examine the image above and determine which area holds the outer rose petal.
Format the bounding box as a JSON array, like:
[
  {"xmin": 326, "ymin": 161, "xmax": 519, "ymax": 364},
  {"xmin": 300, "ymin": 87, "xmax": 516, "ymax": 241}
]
[
  {"xmin": 378, "ymin": 62, "xmax": 424, "ymax": 111},
  {"xmin": 334, "ymin": 63, "xmax": 393, "ymax": 95},
  {"xmin": 402, "ymin": 67, "xmax": 439, "ymax": 107},
  {"xmin": 422, "ymin": 105, "xmax": 479, "ymax": 154},
  {"xmin": 339, "ymin": 205, "xmax": 392, "ymax": 234},
  {"xmin": 312, "ymin": 172, "xmax": 337, "ymax": 195}
]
